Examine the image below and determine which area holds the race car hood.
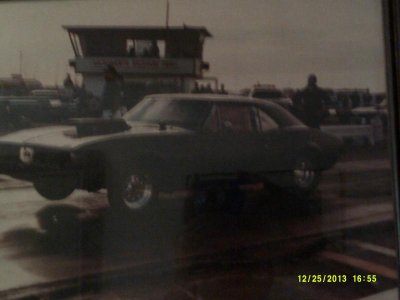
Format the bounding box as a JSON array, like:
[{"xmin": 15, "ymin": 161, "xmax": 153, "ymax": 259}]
[{"xmin": 0, "ymin": 120, "xmax": 189, "ymax": 150}]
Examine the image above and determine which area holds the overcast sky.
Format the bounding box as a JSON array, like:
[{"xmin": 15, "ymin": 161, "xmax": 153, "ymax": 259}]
[{"xmin": 0, "ymin": 0, "xmax": 387, "ymax": 92}]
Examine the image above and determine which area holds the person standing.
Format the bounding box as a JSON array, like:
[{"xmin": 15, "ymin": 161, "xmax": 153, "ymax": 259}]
[
  {"xmin": 63, "ymin": 73, "xmax": 76, "ymax": 100},
  {"xmin": 294, "ymin": 74, "xmax": 329, "ymax": 129},
  {"xmin": 219, "ymin": 83, "xmax": 228, "ymax": 94},
  {"xmin": 191, "ymin": 81, "xmax": 200, "ymax": 93},
  {"xmin": 63, "ymin": 73, "xmax": 74, "ymax": 89},
  {"xmin": 101, "ymin": 65, "xmax": 124, "ymax": 118},
  {"xmin": 149, "ymin": 40, "xmax": 160, "ymax": 58}
]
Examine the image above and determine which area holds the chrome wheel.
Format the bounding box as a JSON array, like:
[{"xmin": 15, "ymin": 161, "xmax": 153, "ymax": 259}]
[
  {"xmin": 293, "ymin": 159, "xmax": 316, "ymax": 189},
  {"xmin": 121, "ymin": 174, "xmax": 153, "ymax": 210}
]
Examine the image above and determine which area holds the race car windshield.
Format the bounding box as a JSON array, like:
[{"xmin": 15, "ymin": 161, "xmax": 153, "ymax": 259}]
[{"xmin": 124, "ymin": 97, "xmax": 212, "ymax": 130}]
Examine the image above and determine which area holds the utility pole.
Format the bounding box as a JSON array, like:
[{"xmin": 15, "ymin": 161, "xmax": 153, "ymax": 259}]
[
  {"xmin": 166, "ymin": 0, "xmax": 170, "ymax": 28},
  {"xmin": 19, "ymin": 50, "xmax": 23, "ymax": 76}
]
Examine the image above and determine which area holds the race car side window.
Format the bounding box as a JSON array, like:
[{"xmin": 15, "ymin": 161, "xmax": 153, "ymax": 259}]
[
  {"xmin": 256, "ymin": 103, "xmax": 302, "ymax": 127},
  {"xmin": 256, "ymin": 108, "xmax": 279, "ymax": 131},
  {"xmin": 203, "ymin": 104, "xmax": 220, "ymax": 131},
  {"xmin": 216, "ymin": 103, "xmax": 255, "ymax": 133}
]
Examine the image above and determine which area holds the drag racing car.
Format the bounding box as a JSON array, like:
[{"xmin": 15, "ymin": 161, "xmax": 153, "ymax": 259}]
[{"xmin": 0, "ymin": 94, "xmax": 342, "ymax": 213}]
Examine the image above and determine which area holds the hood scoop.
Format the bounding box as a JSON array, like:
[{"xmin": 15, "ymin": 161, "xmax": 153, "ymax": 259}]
[{"xmin": 67, "ymin": 118, "xmax": 131, "ymax": 137}]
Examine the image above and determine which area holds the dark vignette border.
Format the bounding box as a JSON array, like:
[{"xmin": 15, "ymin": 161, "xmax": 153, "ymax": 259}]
[{"xmin": 383, "ymin": 0, "xmax": 400, "ymax": 294}]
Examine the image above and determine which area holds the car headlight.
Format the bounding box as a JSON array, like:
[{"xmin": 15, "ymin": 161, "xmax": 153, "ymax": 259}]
[{"xmin": 19, "ymin": 146, "xmax": 34, "ymax": 164}]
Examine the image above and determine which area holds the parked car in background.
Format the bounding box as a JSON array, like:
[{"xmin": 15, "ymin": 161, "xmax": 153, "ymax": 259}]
[
  {"xmin": 0, "ymin": 87, "xmax": 84, "ymax": 127},
  {"xmin": 248, "ymin": 84, "xmax": 293, "ymax": 110},
  {"xmin": 350, "ymin": 98, "xmax": 388, "ymax": 122},
  {"xmin": 349, "ymin": 98, "xmax": 388, "ymax": 137},
  {"xmin": 30, "ymin": 88, "xmax": 80, "ymax": 121},
  {"xmin": 332, "ymin": 89, "xmax": 373, "ymax": 124},
  {"xmin": 0, "ymin": 96, "xmax": 50, "ymax": 123},
  {"xmin": 0, "ymin": 74, "xmax": 42, "ymax": 96},
  {"xmin": 0, "ymin": 94, "xmax": 342, "ymax": 214}
]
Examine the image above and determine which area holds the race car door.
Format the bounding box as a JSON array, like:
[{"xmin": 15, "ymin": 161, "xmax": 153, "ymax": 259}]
[
  {"xmin": 198, "ymin": 102, "xmax": 264, "ymax": 175},
  {"xmin": 252, "ymin": 106, "xmax": 292, "ymax": 175}
]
